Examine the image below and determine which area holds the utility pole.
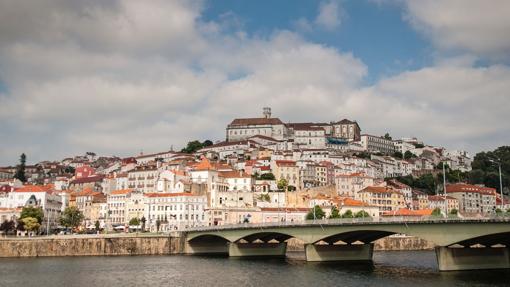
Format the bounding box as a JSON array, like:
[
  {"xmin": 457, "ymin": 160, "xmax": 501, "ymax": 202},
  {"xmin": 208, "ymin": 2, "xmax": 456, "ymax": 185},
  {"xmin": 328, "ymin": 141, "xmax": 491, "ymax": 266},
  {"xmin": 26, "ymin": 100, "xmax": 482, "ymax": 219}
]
[
  {"xmin": 46, "ymin": 208, "xmax": 50, "ymax": 236},
  {"xmin": 443, "ymin": 162, "xmax": 448, "ymax": 217},
  {"xmin": 498, "ymin": 162, "xmax": 504, "ymax": 210},
  {"xmin": 489, "ymin": 159, "xmax": 505, "ymax": 210}
]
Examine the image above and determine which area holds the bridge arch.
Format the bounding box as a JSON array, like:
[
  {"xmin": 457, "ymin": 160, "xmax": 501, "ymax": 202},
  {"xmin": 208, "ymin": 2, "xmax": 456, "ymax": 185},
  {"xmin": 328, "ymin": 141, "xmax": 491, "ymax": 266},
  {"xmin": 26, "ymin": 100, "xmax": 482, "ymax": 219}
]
[
  {"xmin": 232, "ymin": 231, "xmax": 297, "ymax": 243},
  {"xmin": 451, "ymin": 231, "xmax": 510, "ymax": 247},
  {"xmin": 312, "ymin": 230, "xmax": 396, "ymax": 245},
  {"xmin": 188, "ymin": 234, "xmax": 231, "ymax": 244}
]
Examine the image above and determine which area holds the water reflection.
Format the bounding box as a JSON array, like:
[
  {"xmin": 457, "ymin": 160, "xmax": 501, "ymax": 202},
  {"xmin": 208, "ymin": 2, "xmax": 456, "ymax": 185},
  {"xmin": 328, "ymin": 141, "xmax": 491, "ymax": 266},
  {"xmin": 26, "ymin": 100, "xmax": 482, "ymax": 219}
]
[{"xmin": 0, "ymin": 251, "xmax": 509, "ymax": 287}]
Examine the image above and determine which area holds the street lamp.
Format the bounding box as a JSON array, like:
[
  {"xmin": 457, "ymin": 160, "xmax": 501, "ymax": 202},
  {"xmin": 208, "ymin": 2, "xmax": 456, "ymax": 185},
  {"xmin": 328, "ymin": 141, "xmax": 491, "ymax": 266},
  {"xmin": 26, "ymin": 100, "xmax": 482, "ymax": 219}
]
[
  {"xmin": 489, "ymin": 159, "xmax": 504, "ymax": 210},
  {"xmin": 443, "ymin": 162, "xmax": 448, "ymax": 217}
]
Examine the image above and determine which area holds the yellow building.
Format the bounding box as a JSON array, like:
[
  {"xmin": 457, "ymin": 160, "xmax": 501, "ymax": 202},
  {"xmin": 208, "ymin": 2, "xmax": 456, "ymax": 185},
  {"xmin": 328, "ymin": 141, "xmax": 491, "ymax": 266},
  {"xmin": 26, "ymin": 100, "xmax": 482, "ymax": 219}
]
[
  {"xmin": 358, "ymin": 186, "xmax": 406, "ymax": 215},
  {"xmin": 272, "ymin": 160, "xmax": 300, "ymax": 189}
]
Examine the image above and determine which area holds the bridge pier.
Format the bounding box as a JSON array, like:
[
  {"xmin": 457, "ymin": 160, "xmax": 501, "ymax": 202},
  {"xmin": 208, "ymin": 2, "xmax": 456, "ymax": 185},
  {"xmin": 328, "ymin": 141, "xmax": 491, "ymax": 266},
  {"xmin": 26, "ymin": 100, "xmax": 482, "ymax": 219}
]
[
  {"xmin": 305, "ymin": 243, "xmax": 374, "ymax": 262},
  {"xmin": 435, "ymin": 246, "xmax": 510, "ymax": 271},
  {"xmin": 228, "ymin": 242, "xmax": 287, "ymax": 258},
  {"xmin": 184, "ymin": 241, "xmax": 229, "ymax": 255}
]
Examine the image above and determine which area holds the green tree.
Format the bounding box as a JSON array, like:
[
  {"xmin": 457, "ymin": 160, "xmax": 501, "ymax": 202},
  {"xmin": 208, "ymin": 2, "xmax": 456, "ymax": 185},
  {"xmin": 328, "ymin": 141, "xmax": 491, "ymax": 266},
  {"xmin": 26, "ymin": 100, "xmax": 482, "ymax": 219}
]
[
  {"xmin": 0, "ymin": 220, "xmax": 16, "ymax": 235},
  {"xmin": 468, "ymin": 146, "xmax": 510, "ymax": 194},
  {"xmin": 259, "ymin": 173, "xmax": 276, "ymax": 180},
  {"xmin": 94, "ymin": 220, "xmax": 100, "ymax": 232},
  {"xmin": 384, "ymin": 133, "xmax": 392, "ymax": 140},
  {"xmin": 431, "ymin": 207, "xmax": 442, "ymax": 217},
  {"xmin": 404, "ymin": 151, "xmax": 416, "ymax": 160},
  {"xmin": 393, "ymin": 151, "xmax": 403, "ymax": 159},
  {"xmin": 306, "ymin": 205, "xmax": 325, "ymax": 220},
  {"xmin": 14, "ymin": 153, "xmax": 27, "ymax": 182},
  {"xmin": 355, "ymin": 210, "xmax": 370, "ymax": 218},
  {"xmin": 20, "ymin": 206, "xmax": 44, "ymax": 224},
  {"xmin": 342, "ymin": 210, "xmax": 354, "ymax": 218},
  {"xmin": 21, "ymin": 217, "xmax": 40, "ymax": 234},
  {"xmin": 449, "ymin": 209, "xmax": 458, "ymax": 216},
  {"xmin": 129, "ymin": 217, "xmax": 140, "ymax": 226},
  {"xmin": 180, "ymin": 140, "xmax": 213, "ymax": 153},
  {"xmin": 329, "ymin": 206, "xmax": 340, "ymax": 219},
  {"xmin": 156, "ymin": 219, "xmax": 161, "ymax": 232},
  {"xmin": 141, "ymin": 217, "xmax": 146, "ymax": 232},
  {"xmin": 277, "ymin": 178, "xmax": 288, "ymax": 191},
  {"xmin": 60, "ymin": 206, "xmax": 84, "ymax": 229},
  {"xmin": 495, "ymin": 208, "xmax": 503, "ymax": 215}
]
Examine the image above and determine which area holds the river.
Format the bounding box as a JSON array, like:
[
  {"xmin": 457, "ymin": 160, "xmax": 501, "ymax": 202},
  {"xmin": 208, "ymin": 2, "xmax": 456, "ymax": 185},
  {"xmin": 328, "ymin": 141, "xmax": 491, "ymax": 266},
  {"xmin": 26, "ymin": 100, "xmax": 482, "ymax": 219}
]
[{"xmin": 1, "ymin": 251, "xmax": 509, "ymax": 286}]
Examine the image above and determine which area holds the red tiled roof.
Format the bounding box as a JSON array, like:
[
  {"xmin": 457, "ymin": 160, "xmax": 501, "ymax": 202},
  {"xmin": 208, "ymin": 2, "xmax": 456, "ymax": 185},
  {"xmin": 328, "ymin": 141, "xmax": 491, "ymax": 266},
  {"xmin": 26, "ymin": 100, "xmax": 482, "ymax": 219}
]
[
  {"xmin": 428, "ymin": 195, "xmax": 457, "ymax": 201},
  {"xmin": 229, "ymin": 118, "xmax": 284, "ymax": 126},
  {"xmin": 70, "ymin": 175, "xmax": 104, "ymax": 184},
  {"xmin": 275, "ymin": 160, "xmax": 296, "ymax": 167},
  {"xmin": 260, "ymin": 207, "xmax": 309, "ymax": 212},
  {"xmin": 144, "ymin": 192, "xmax": 195, "ymax": 198},
  {"xmin": 218, "ymin": 170, "xmax": 251, "ymax": 179},
  {"xmin": 14, "ymin": 184, "xmax": 55, "ymax": 193},
  {"xmin": 446, "ymin": 183, "xmax": 496, "ymax": 195},
  {"xmin": 359, "ymin": 186, "xmax": 402, "ymax": 195},
  {"xmin": 0, "ymin": 185, "xmax": 14, "ymax": 192},
  {"xmin": 382, "ymin": 208, "xmax": 433, "ymax": 216},
  {"xmin": 110, "ymin": 189, "xmax": 133, "ymax": 195}
]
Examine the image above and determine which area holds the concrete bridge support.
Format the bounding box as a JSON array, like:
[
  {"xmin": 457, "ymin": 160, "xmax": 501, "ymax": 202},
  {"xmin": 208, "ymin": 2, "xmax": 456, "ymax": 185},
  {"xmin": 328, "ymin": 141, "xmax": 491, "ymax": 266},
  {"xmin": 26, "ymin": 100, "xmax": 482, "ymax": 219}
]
[
  {"xmin": 228, "ymin": 242, "xmax": 287, "ymax": 258},
  {"xmin": 183, "ymin": 241, "xmax": 229, "ymax": 255},
  {"xmin": 305, "ymin": 243, "xmax": 374, "ymax": 262},
  {"xmin": 435, "ymin": 247, "xmax": 510, "ymax": 271}
]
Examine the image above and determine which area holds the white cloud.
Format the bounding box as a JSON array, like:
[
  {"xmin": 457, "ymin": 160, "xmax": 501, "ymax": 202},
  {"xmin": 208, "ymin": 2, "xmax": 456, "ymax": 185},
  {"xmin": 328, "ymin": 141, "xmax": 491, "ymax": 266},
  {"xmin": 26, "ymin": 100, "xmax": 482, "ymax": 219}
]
[
  {"xmin": 345, "ymin": 65, "xmax": 510, "ymax": 151},
  {"xmin": 0, "ymin": 0, "xmax": 509, "ymax": 166},
  {"xmin": 403, "ymin": 0, "xmax": 510, "ymax": 59},
  {"xmin": 315, "ymin": 1, "xmax": 343, "ymax": 30}
]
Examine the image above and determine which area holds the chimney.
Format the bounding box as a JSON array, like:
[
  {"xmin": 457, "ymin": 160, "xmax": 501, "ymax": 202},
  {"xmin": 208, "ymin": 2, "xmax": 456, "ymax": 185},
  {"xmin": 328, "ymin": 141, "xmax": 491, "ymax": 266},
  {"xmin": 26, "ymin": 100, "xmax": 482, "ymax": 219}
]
[{"xmin": 263, "ymin": 107, "xmax": 271, "ymax": 119}]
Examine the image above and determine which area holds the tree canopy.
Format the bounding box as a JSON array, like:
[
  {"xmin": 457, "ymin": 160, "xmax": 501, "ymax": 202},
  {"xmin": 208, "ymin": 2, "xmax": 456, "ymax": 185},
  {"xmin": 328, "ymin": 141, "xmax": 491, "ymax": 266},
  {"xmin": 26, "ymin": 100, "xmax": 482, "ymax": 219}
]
[
  {"xmin": 21, "ymin": 217, "xmax": 40, "ymax": 232},
  {"xmin": 306, "ymin": 205, "xmax": 325, "ymax": 220},
  {"xmin": 342, "ymin": 210, "xmax": 354, "ymax": 218},
  {"xmin": 468, "ymin": 146, "xmax": 509, "ymax": 194},
  {"xmin": 14, "ymin": 153, "xmax": 27, "ymax": 182},
  {"xmin": 355, "ymin": 210, "xmax": 370, "ymax": 218},
  {"xmin": 60, "ymin": 206, "xmax": 84, "ymax": 229},
  {"xmin": 277, "ymin": 178, "xmax": 288, "ymax": 190},
  {"xmin": 180, "ymin": 140, "xmax": 213, "ymax": 154},
  {"xmin": 431, "ymin": 207, "xmax": 442, "ymax": 217},
  {"xmin": 329, "ymin": 206, "xmax": 340, "ymax": 219},
  {"xmin": 129, "ymin": 217, "xmax": 140, "ymax": 226},
  {"xmin": 20, "ymin": 206, "xmax": 44, "ymax": 224},
  {"xmin": 0, "ymin": 220, "xmax": 16, "ymax": 234},
  {"xmin": 258, "ymin": 173, "xmax": 275, "ymax": 180}
]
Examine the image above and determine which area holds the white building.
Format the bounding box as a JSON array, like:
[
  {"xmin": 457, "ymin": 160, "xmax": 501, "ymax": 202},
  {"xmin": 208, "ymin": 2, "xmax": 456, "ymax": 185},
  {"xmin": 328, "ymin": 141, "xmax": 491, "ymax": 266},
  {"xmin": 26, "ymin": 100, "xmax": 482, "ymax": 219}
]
[
  {"xmin": 7, "ymin": 185, "xmax": 62, "ymax": 232},
  {"xmin": 144, "ymin": 193, "xmax": 207, "ymax": 231},
  {"xmin": 360, "ymin": 134, "xmax": 395, "ymax": 155},
  {"xmin": 127, "ymin": 165, "xmax": 158, "ymax": 193},
  {"xmin": 226, "ymin": 108, "xmax": 287, "ymax": 141}
]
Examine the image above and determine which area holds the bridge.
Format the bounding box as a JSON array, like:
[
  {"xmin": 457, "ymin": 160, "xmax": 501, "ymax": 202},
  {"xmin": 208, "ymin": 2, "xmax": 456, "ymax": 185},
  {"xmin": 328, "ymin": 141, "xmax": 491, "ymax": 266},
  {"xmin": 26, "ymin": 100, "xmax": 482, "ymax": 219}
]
[{"xmin": 183, "ymin": 217, "xmax": 510, "ymax": 271}]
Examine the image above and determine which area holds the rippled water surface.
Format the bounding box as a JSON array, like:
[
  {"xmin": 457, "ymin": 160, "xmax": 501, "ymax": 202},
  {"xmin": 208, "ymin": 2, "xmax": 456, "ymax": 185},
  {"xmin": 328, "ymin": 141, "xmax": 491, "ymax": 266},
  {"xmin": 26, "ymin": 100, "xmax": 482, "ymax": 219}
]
[{"xmin": 1, "ymin": 251, "xmax": 509, "ymax": 287}]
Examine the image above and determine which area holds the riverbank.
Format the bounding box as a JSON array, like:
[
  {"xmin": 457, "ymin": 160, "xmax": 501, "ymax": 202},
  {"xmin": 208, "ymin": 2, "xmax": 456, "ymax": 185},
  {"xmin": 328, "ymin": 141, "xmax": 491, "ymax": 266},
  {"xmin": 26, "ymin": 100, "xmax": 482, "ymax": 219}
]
[
  {"xmin": 0, "ymin": 234, "xmax": 183, "ymax": 257},
  {"xmin": 0, "ymin": 233, "xmax": 434, "ymax": 258}
]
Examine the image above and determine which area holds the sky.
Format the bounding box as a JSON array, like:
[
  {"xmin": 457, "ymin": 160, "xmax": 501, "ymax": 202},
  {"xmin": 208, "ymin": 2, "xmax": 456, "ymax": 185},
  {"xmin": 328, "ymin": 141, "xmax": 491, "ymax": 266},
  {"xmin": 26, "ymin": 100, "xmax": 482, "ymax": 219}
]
[{"xmin": 0, "ymin": 0, "xmax": 510, "ymax": 165}]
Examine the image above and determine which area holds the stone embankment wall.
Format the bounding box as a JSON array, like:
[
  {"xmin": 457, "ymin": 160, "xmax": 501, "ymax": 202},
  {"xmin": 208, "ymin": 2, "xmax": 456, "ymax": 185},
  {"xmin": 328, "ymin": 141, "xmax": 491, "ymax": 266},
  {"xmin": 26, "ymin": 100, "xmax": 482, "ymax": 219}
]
[
  {"xmin": 0, "ymin": 234, "xmax": 434, "ymax": 258},
  {"xmin": 286, "ymin": 236, "xmax": 435, "ymax": 251},
  {"xmin": 0, "ymin": 235, "xmax": 183, "ymax": 257}
]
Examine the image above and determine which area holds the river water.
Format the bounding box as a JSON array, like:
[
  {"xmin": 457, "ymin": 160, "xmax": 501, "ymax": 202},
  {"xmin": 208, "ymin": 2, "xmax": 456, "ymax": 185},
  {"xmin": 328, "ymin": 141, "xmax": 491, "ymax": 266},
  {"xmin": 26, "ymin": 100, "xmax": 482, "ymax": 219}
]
[{"xmin": 1, "ymin": 251, "xmax": 509, "ymax": 287}]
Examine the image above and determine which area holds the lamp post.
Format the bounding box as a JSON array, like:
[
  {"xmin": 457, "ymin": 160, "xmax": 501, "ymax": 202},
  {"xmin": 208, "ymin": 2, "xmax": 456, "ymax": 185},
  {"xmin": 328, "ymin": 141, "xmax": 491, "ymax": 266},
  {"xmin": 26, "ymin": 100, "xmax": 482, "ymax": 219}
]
[
  {"xmin": 489, "ymin": 159, "xmax": 504, "ymax": 210},
  {"xmin": 443, "ymin": 162, "xmax": 448, "ymax": 217}
]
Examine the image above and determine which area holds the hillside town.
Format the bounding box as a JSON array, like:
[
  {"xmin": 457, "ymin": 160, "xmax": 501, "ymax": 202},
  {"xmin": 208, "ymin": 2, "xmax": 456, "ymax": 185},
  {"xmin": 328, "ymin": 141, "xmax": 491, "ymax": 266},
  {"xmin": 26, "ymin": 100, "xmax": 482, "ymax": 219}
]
[{"xmin": 0, "ymin": 108, "xmax": 508, "ymax": 235}]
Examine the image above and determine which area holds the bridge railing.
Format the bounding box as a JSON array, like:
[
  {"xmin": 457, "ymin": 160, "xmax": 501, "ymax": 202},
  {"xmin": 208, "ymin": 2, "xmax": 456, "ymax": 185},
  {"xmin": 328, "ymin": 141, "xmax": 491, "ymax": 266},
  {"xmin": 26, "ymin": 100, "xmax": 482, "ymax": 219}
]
[{"xmin": 183, "ymin": 215, "xmax": 510, "ymax": 232}]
